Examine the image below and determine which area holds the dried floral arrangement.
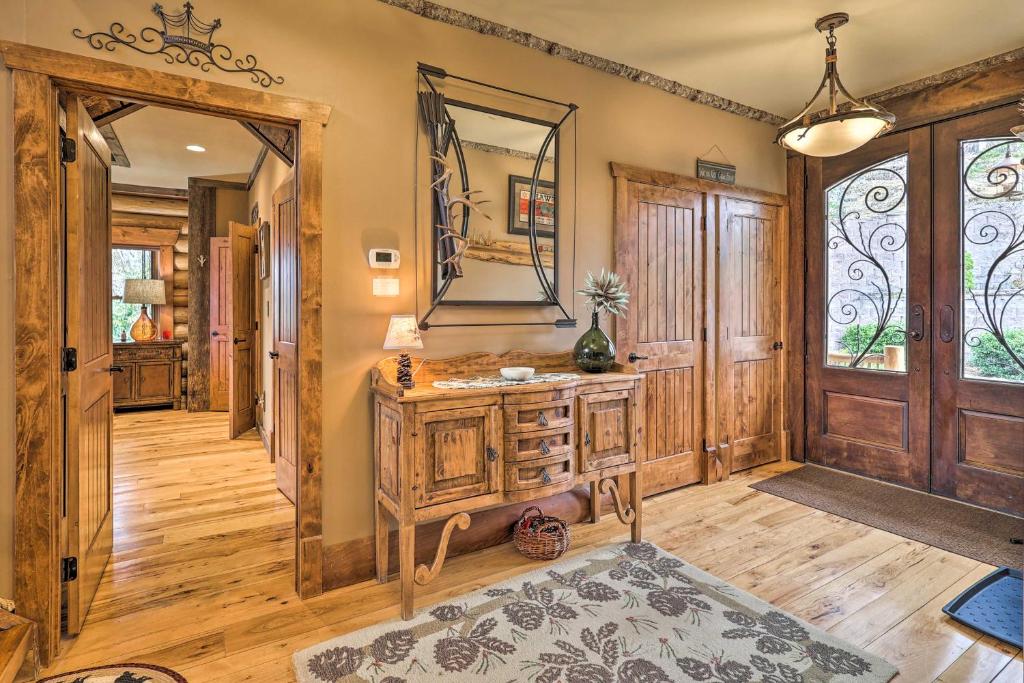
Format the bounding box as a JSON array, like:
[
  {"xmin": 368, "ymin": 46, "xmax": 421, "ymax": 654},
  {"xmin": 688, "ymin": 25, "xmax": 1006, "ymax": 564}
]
[{"xmin": 577, "ymin": 269, "xmax": 630, "ymax": 317}]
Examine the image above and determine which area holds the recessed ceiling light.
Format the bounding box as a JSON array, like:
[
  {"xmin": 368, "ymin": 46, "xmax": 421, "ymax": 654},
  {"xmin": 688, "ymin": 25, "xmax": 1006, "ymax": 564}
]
[{"xmin": 185, "ymin": 144, "xmax": 206, "ymax": 153}]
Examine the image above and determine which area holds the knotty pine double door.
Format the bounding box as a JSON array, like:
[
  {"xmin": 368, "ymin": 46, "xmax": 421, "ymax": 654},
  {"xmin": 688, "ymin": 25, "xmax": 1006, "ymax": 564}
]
[
  {"xmin": 804, "ymin": 105, "xmax": 1023, "ymax": 516},
  {"xmin": 612, "ymin": 165, "xmax": 788, "ymax": 496}
]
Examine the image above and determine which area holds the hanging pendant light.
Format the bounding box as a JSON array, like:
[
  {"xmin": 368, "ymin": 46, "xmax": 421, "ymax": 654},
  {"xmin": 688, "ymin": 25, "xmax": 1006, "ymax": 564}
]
[{"xmin": 776, "ymin": 13, "xmax": 895, "ymax": 157}]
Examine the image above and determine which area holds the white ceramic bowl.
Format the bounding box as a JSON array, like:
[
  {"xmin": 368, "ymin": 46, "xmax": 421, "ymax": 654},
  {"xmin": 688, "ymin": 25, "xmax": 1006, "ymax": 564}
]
[{"xmin": 500, "ymin": 366, "xmax": 535, "ymax": 381}]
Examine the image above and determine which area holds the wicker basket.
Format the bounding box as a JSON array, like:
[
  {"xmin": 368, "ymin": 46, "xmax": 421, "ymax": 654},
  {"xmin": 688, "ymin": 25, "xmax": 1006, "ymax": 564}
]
[{"xmin": 513, "ymin": 506, "xmax": 571, "ymax": 561}]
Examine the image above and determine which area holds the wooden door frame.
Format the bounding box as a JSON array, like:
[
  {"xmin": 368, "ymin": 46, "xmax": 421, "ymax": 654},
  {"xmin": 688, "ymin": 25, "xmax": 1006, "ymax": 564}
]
[
  {"xmin": 610, "ymin": 162, "xmax": 788, "ymax": 483},
  {"xmin": 3, "ymin": 40, "xmax": 330, "ymax": 665}
]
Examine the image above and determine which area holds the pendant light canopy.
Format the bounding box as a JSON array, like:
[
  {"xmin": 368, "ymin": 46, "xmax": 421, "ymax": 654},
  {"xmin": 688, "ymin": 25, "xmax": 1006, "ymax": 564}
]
[{"xmin": 777, "ymin": 13, "xmax": 895, "ymax": 157}]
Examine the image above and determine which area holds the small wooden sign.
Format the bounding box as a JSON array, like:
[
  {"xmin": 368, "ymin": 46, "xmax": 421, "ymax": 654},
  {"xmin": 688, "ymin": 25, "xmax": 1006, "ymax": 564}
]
[{"xmin": 696, "ymin": 159, "xmax": 736, "ymax": 185}]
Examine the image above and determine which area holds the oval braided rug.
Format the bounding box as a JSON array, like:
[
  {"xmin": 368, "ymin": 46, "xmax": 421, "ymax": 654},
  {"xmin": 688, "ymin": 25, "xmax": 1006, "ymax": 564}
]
[{"xmin": 38, "ymin": 663, "xmax": 187, "ymax": 682}]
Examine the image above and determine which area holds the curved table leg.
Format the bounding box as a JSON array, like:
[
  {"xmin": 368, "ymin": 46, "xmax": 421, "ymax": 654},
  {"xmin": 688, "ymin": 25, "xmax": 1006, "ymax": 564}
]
[
  {"xmin": 599, "ymin": 477, "xmax": 637, "ymax": 524},
  {"xmin": 414, "ymin": 512, "xmax": 471, "ymax": 586}
]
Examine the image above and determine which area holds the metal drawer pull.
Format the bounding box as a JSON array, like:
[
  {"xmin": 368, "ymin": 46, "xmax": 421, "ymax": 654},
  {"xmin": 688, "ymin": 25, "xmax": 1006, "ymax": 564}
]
[
  {"xmin": 628, "ymin": 352, "xmax": 649, "ymax": 362},
  {"xmin": 539, "ymin": 440, "xmax": 550, "ymax": 455},
  {"xmin": 537, "ymin": 411, "xmax": 548, "ymax": 426},
  {"xmin": 540, "ymin": 468, "xmax": 551, "ymax": 484},
  {"xmin": 584, "ymin": 432, "xmax": 591, "ymax": 447},
  {"xmin": 107, "ymin": 365, "xmax": 124, "ymax": 373},
  {"xmin": 486, "ymin": 446, "xmax": 498, "ymax": 462}
]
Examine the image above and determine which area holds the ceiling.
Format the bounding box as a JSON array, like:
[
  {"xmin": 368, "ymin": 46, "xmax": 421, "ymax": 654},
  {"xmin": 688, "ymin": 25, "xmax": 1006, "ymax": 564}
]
[
  {"xmin": 429, "ymin": 0, "xmax": 1024, "ymax": 118},
  {"xmin": 109, "ymin": 107, "xmax": 262, "ymax": 189}
]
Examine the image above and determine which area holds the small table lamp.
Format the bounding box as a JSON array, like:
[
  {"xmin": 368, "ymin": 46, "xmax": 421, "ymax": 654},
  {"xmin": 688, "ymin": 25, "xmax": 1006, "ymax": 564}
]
[
  {"xmin": 383, "ymin": 314, "xmax": 423, "ymax": 389},
  {"xmin": 123, "ymin": 278, "xmax": 166, "ymax": 342}
]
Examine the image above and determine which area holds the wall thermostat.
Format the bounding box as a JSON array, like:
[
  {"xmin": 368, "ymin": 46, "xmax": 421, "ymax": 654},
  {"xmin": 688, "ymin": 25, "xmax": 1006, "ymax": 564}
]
[{"xmin": 368, "ymin": 248, "xmax": 400, "ymax": 269}]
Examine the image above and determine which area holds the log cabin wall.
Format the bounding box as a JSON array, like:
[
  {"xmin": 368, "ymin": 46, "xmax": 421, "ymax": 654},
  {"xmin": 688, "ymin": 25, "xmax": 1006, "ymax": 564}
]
[{"xmin": 111, "ymin": 187, "xmax": 190, "ymax": 403}]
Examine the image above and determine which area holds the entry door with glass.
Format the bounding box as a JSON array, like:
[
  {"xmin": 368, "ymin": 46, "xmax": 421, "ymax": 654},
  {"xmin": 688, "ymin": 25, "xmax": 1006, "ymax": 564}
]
[
  {"xmin": 932, "ymin": 105, "xmax": 1024, "ymax": 515},
  {"xmin": 805, "ymin": 129, "xmax": 932, "ymax": 489}
]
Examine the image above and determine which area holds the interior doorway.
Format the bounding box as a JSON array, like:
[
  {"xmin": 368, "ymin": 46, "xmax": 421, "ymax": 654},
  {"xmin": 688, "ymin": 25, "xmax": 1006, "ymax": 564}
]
[
  {"xmin": 6, "ymin": 40, "xmax": 329, "ymax": 665},
  {"xmin": 804, "ymin": 103, "xmax": 1023, "ymax": 516},
  {"xmin": 60, "ymin": 92, "xmax": 301, "ymax": 640}
]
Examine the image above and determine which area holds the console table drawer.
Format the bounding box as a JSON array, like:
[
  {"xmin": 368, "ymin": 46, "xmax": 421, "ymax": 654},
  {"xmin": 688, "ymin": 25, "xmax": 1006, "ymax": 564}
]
[
  {"xmin": 505, "ymin": 426, "xmax": 573, "ymax": 462},
  {"xmin": 503, "ymin": 399, "xmax": 573, "ymax": 433},
  {"xmin": 505, "ymin": 452, "xmax": 573, "ymax": 491}
]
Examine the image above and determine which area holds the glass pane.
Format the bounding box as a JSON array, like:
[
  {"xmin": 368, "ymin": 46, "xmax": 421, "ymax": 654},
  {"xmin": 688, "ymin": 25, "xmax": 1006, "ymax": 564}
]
[
  {"xmin": 825, "ymin": 154, "xmax": 909, "ymax": 371},
  {"xmin": 961, "ymin": 137, "xmax": 1024, "ymax": 383},
  {"xmin": 112, "ymin": 248, "xmax": 153, "ymax": 341}
]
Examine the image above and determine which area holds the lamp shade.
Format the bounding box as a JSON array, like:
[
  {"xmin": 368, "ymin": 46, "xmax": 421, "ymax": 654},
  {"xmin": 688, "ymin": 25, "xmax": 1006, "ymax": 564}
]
[
  {"xmin": 122, "ymin": 279, "xmax": 167, "ymax": 305},
  {"xmin": 779, "ymin": 114, "xmax": 890, "ymax": 157},
  {"xmin": 383, "ymin": 314, "xmax": 423, "ymax": 350}
]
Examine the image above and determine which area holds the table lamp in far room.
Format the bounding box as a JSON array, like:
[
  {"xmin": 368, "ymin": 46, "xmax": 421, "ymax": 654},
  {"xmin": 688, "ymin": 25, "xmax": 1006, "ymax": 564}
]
[
  {"xmin": 122, "ymin": 278, "xmax": 166, "ymax": 342},
  {"xmin": 383, "ymin": 314, "xmax": 423, "ymax": 389}
]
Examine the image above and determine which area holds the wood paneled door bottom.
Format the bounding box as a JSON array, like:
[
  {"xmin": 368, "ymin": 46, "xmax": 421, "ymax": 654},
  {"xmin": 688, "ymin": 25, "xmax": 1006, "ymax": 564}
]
[{"xmin": 41, "ymin": 446, "xmax": 1019, "ymax": 681}]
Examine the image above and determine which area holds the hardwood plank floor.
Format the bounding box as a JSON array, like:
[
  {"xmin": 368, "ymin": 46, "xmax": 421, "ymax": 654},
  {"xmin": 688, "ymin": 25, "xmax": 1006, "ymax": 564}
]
[{"xmin": 43, "ymin": 410, "xmax": 1019, "ymax": 681}]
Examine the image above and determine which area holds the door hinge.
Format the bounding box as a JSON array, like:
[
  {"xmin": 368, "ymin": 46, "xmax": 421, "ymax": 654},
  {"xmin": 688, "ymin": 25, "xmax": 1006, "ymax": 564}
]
[
  {"xmin": 60, "ymin": 134, "xmax": 77, "ymax": 163},
  {"xmin": 61, "ymin": 347, "xmax": 78, "ymax": 372},
  {"xmin": 61, "ymin": 556, "xmax": 78, "ymax": 583},
  {"xmin": 701, "ymin": 215, "xmax": 707, "ymax": 232},
  {"xmin": 702, "ymin": 327, "xmax": 707, "ymax": 342},
  {"xmin": 701, "ymin": 438, "xmax": 707, "ymax": 453},
  {"xmin": 253, "ymin": 243, "xmax": 260, "ymax": 254},
  {"xmin": 804, "ymin": 339, "xmax": 809, "ymax": 358},
  {"xmin": 254, "ymin": 320, "xmax": 259, "ymax": 331}
]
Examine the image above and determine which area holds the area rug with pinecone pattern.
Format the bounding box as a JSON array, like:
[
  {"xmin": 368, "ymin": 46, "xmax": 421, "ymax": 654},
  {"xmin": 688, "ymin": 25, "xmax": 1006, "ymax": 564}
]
[
  {"xmin": 37, "ymin": 663, "xmax": 187, "ymax": 682},
  {"xmin": 294, "ymin": 541, "xmax": 897, "ymax": 682}
]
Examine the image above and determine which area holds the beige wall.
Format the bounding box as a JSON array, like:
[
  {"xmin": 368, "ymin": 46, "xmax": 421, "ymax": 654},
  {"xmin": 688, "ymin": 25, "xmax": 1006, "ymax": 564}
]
[
  {"xmin": 247, "ymin": 155, "xmax": 291, "ymax": 431},
  {"xmin": 213, "ymin": 187, "xmax": 248, "ymax": 237},
  {"xmin": 0, "ymin": 0, "xmax": 785, "ymax": 596}
]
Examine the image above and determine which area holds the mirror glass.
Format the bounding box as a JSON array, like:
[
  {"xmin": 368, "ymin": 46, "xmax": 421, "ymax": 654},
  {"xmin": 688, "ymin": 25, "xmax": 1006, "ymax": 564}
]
[{"xmin": 435, "ymin": 102, "xmax": 557, "ymax": 304}]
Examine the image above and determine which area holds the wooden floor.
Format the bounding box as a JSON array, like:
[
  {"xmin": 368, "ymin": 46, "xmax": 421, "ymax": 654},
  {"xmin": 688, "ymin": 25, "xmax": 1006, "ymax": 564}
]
[{"xmin": 44, "ymin": 410, "xmax": 1021, "ymax": 682}]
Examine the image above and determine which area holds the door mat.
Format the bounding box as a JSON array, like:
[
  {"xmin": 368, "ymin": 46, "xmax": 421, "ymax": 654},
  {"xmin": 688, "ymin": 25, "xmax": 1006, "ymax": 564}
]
[
  {"xmin": 294, "ymin": 541, "xmax": 897, "ymax": 682},
  {"xmin": 943, "ymin": 567, "xmax": 1022, "ymax": 648},
  {"xmin": 751, "ymin": 464, "xmax": 1023, "ymax": 568},
  {"xmin": 38, "ymin": 663, "xmax": 187, "ymax": 682}
]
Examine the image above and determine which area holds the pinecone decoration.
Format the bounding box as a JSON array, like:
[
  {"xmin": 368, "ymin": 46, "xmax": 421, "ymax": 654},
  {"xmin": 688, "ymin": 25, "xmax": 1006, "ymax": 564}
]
[
  {"xmin": 396, "ymin": 352, "xmax": 414, "ymax": 389},
  {"xmin": 369, "ymin": 630, "xmax": 416, "ymax": 665},
  {"xmin": 576, "ymin": 270, "xmax": 629, "ymax": 317}
]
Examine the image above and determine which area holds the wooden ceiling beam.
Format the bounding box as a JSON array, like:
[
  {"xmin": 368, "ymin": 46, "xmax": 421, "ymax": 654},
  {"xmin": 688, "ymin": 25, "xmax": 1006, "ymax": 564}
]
[
  {"xmin": 111, "ymin": 183, "xmax": 189, "ymax": 199},
  {"xmin": 112, "ymin": 225, "xmax": 180, "ymax": 247},
  {"xmin": 239, "ymin": 121, "xmax": 294, "ymax": 166},
  {"xmin": 93, "ymin": 102, "xmax": 145, "ymax": 127},
  {"xmin": 112, "ymin": 193, "xmax": 189, "ymax": 217}
]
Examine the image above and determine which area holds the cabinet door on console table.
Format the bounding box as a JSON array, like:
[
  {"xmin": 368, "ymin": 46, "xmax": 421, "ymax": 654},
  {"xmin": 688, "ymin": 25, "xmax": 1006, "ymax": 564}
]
[
  {"xmin": 414, "ymin": 405, "xmax": 502, "ymax": 508},
  {"xmin": 578, "ymin": 389, "xmax": 636, "ymax": 472}
]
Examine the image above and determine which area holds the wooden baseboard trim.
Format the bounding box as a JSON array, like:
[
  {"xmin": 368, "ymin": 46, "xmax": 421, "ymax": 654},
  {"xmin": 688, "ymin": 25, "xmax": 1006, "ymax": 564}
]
[
  {"xmin": 323, "ymin": 487, "xmax": 610, "ymax": 590},
  {"xmin": 258, "ymin": 423, "xmax": 273, "ymax": 459}
]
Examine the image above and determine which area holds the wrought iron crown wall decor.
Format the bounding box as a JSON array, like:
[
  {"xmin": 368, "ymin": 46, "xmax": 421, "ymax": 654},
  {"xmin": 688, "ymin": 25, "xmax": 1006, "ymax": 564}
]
[{"xmin": 73, "ymin": 2, "xmax": 284, "ymax": 88}]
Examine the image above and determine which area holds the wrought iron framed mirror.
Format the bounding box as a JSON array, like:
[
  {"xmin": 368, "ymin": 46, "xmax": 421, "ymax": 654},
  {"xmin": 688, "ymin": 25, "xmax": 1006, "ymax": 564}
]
[{"xmin": 416, "ymin": 64, "xmax": 578, "ymax": 329}]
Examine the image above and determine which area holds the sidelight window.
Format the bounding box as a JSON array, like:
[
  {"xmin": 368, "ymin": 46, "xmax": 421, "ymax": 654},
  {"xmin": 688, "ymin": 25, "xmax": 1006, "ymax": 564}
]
[
  {"xmin": 961, "ymin": 137, "xmax": 1024, "ymax": 383},
  {"xmin": 112, "ymin": 247, "xmax": 154, "ymax": 341},
  {"xmin": 824, "ymin": 154, "xmax": 909, "ymax": 372}
]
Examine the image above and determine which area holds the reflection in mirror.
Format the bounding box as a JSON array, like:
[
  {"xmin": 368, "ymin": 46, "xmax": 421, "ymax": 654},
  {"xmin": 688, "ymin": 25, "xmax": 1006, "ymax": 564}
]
[{"xmin": 436, "ymin": 102, "xmax": 558, "ymax": 304}]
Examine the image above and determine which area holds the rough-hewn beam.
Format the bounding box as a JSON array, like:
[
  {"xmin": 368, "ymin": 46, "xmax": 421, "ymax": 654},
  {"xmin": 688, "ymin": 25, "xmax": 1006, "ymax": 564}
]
[
  {"xmin": 187, "ymin": 179, "xmax": 215, "ymax": 411},
  {"xmin": 112, "ymin": 193, "xmax": 188, "ymax": 217},
  {"xmin": 111, "ymin": 183, "xmax": 188, "ymax": 199},
  {"xmin": 377, "ymin": 0, "xmax": 783, "ymax": 125},
  {"xmin": 93, "ymin": 102, "xmax": 145, "ymax": 127},
  {"xmin": 239, "ymin": 121, "xmax": 294, "ymax": 166}
]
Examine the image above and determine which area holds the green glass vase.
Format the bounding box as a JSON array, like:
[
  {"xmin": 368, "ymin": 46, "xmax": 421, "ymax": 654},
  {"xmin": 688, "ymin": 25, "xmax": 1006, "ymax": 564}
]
[{"xmin": 574, "ymin": 310, "xmax": 616, "ymax": 373}]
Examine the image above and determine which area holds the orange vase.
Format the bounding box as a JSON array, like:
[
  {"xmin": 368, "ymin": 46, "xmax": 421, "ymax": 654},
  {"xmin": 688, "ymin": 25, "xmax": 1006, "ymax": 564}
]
[{"xmin": 129, "ymin": 305, "xmax": 157, "ymax": 342}]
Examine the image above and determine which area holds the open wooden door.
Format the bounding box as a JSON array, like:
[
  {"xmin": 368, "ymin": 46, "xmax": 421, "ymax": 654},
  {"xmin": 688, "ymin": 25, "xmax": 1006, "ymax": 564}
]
[
  {"xmin": 64, "ymin": 95, "xmax": 114, "ymax": 634},
  {"xmin": 209, "ymin": 236, "xmax": 231, "ymax": 412},
  {"xmin": 615, "ymin": 180, "xmax": 705, "ymax": 495},
  {"xmin": 229, "ymin": 221, "xmax": 257, "ymax": 438},
  {"xmin": 273, "ymin": 180, "xmax": 298, "ymax": 503}
]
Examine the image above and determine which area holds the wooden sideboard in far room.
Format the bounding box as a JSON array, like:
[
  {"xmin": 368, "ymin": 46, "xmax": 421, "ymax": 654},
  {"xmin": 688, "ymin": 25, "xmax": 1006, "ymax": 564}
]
[
  {"xmin": 371, "ymin": 350, "xmax": 645, "ymax": 619},
  {"xmin": 112, "ymin": 340, "xmax": 184, "ymax": 410}
]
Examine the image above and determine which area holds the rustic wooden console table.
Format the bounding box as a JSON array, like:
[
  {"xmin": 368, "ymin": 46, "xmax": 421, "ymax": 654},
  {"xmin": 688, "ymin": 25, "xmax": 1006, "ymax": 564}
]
[{"xmin": 371, "ymin": 351, "xmax": 644, "ymax": 618}]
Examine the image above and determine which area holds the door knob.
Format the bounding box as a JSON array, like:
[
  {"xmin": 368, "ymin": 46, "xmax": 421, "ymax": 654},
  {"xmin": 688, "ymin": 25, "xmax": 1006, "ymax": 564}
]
[
  {"xmin": 939, "ymin": 305, "xmax": 955, "ymax": 343},
  {"xmin": 771, "ymin": 341, "xmax": 784, "ymax": 351},
  {"xmin": 628, "ymin": 353, "xmax": 649, "ymax": 363},
  {"xmin": 268, "ymin": 351, "xmax": 279, "ymax": 359}
]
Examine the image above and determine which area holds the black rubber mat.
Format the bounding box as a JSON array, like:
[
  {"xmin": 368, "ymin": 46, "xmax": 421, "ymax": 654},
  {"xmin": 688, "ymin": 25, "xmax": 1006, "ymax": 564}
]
[{"xmin": 942, "ymin": 567, "xmax": 1022, "ymax": 648}]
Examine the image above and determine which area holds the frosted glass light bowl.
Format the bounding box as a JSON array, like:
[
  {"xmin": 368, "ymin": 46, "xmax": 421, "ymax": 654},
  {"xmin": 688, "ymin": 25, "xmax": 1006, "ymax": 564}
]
[{"xmin": 500, "ymin": 367, "xmax": 535, "ymax": 381}]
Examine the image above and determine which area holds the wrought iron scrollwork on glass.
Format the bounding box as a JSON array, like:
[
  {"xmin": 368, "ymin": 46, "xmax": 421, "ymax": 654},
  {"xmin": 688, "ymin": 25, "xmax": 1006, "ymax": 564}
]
[
  {"xmin": 961, "ymin": 138, "xmax": 1024, "ymax": 382},
  {"xmin": 73, "ymin": 2, "xmax": 284, "ymax": 88},
  {"xmin": 825, "ymin": 154, "xmax": 909, "ymax": 370}
]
